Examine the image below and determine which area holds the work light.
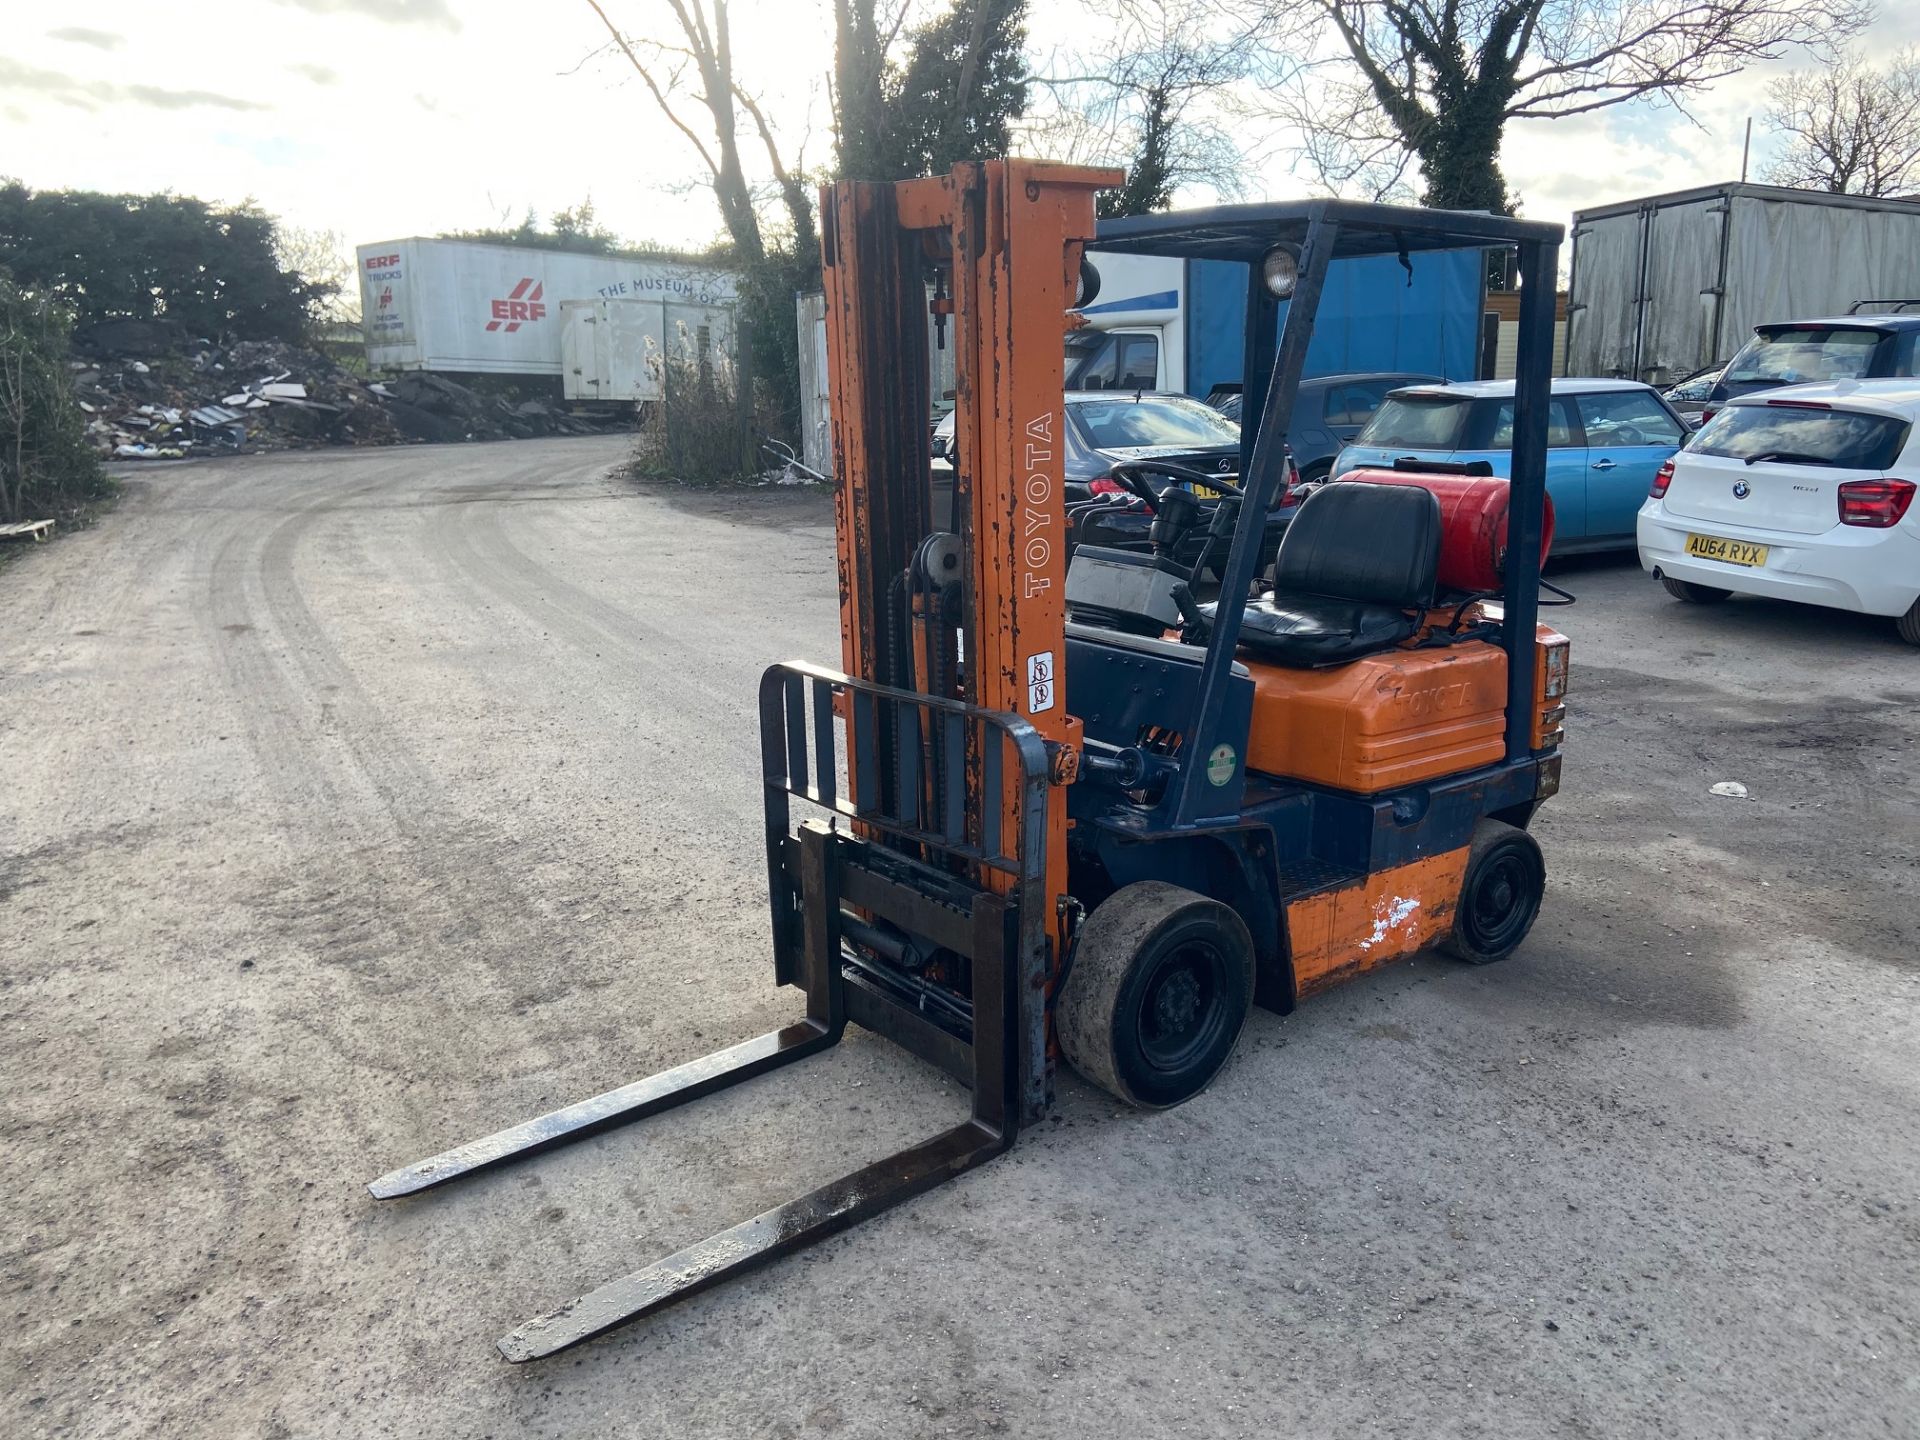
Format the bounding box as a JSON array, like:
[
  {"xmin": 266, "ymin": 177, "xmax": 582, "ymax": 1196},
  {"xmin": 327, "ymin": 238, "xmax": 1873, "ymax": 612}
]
[{"xmin": 1260, "ymin": 245, "xmax": 1299, "ymax": 299}]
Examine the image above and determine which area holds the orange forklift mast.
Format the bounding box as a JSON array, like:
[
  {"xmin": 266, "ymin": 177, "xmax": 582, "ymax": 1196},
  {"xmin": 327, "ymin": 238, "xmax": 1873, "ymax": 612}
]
[{"xmin": 364, "ymin": 162, "xmax": 1569, "ymax": 1363}]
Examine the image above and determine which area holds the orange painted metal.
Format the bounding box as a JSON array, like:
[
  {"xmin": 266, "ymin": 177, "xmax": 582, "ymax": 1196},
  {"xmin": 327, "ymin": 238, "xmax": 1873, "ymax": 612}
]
[
  {"xmin": 946, "ymin": 161, "xmax": 1117, "ymax": 962},
  {"xmin": 1241, "ymin": 642, "xmax": 1509, "ymax": 793},
  {"xmin": 1285, "ymin": 848, "xmax": 1472, "ymax": 997},
  {"xmin": 818, "ymin": 161, "xmax": 1118, "ymax": 978}
]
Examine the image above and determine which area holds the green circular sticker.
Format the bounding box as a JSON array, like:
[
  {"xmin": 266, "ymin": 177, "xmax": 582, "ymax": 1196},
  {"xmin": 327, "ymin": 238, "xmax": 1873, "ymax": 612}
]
[{"xmin": 1207, "ymin": 743, "xmax": 1237, "ymax": 786}]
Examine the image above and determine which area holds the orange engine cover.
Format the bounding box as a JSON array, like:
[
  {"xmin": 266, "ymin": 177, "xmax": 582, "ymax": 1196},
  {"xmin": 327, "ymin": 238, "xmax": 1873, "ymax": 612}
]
[
  {"xmin": 1243, "ymin": 640, "xmax": 1508, "ymax": 792},
  {"xmin": 1341, "ymin": 469, "xmax": 1554, "ymax": 593}
]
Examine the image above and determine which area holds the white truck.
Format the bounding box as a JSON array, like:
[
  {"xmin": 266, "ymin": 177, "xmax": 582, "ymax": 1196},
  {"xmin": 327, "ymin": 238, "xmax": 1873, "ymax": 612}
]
[{"xmin": 356, "ymin": 237, "xmax": 738, "ymax": 400}]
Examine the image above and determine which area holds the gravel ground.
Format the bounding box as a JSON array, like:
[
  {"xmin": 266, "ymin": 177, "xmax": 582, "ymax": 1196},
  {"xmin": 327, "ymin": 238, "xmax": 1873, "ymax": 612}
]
[{"xmin": 2, "ymin": 436, "xmax": 1915, "ymax": 1439}]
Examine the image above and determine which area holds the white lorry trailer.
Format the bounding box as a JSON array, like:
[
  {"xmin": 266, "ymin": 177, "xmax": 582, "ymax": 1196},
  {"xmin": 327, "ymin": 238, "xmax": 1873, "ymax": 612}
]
[
  {"xmin": 356, "ymin": 237, "xmax": 738, "ymax": 400},
  {"xmin": 1565, "ymin": 183, "xmax": 1920, "ymax": 384}
]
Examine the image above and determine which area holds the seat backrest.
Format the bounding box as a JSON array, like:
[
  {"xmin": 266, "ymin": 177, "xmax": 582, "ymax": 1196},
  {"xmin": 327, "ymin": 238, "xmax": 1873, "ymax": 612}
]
[{"xmin": 1271, "ymin": 481, "xmax": 1442, "ymax": 608}]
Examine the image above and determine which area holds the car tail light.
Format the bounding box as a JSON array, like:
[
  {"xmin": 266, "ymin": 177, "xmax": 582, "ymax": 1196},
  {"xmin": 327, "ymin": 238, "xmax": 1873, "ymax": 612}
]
[
  {"xmin": 1282, "ymin": 456, "xmax": 1300, "ymax": 505},
  {"xmin": 1837, "ymin": 478, "xmax": 1916, "ymax": 528},
  {"xmin": 1699, "ymin": 407, "xmax": 1716, "ymax": 426},
  {"xmin": 1088, "ymin": 475, "xmax": 1126, "ymax": 496},
  {"xmin": 1650, "ymin": 458, "xmax": 1675, "ymax": 498}
]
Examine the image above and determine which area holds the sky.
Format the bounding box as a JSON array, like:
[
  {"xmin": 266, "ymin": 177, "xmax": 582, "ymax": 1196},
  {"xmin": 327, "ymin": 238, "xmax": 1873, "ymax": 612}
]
[{"xmin": 3, "ymin": 0, "xmax": 1917, "ymax": 273}]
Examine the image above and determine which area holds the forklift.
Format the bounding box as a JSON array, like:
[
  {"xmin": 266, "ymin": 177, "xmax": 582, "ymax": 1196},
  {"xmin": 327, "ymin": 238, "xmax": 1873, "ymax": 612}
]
[{"xmin": 368, "ymin": 161, "xmax": 1570, "ymax": 1360}]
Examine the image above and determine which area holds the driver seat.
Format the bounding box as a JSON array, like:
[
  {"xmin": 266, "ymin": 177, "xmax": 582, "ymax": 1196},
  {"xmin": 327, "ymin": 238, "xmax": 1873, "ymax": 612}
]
[{"xmin": 1206, "ymin": 481, "xmax": 1442, "ymax": 667}]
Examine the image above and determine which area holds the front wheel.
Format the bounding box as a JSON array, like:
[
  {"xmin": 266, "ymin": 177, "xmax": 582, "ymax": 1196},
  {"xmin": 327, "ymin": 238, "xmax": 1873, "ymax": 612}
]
[
  {"xmin": 1662, "ymin": 574, "xmax": 1732, "ymax": 604},
  {"xmin": 1056, "ymin": 883, "xmax": 1254, "ymax": 1109},
  {"xmin": 1441, "ymin": 821, "xmax": 1547, "ymax": 966}
]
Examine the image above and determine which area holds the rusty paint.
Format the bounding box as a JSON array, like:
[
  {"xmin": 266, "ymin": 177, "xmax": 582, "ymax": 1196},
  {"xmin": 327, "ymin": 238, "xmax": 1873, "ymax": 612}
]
[{"xmin": 1286, "ymin": 847, "xmax": 1471, "ymax": 997}]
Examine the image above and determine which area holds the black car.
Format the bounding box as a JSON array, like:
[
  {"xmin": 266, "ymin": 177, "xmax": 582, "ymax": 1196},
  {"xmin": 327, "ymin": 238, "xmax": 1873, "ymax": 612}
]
[
  {"xmin": 1706, "ymin": 314, "xmax": 1920, "ymax": 419},
  {"xmin": 933, "ymin": 389, "xmax": 1254, "ymax": 523},
  {"xmin": 1212, "ymin": 371, "xmax": 1444, "ymax": 482}
]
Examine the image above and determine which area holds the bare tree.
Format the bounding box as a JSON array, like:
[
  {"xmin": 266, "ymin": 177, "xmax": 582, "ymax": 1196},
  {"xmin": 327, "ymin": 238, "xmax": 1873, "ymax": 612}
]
[
  {"xmin": 1031, "ymin": 0, "xmax": 1257, "ymax": 215},
  {"xmin": 1258, "ymin": 0, "xmax": 1870, "ymax": 213},
  {"xmin": 276, "ymin": 226, "xmax": 359, "ymax": 326},
  {"xmin": 1761, "ymin": 47, "xmax": 1920, "ymax": 197},
  {"xmin": 583, "ymin": 0, "xmax": 815, "ymax": 262}
]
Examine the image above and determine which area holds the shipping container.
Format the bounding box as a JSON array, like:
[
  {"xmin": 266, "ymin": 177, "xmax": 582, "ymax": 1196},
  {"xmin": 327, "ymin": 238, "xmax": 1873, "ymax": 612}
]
[
  {"xmin": 356, "ymin": 237, "xmax": 737, "ymax": 379},
  {"xmin": 1565, "ymin": 183, "xmax": 1920, "ymax": 384}
]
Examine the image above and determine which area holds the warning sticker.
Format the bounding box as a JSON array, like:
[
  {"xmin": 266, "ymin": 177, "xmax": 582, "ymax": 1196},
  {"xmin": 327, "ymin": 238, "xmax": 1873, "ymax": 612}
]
[{"xmin": 1026, "ymin": 652, "xmax": 1055, "ymax": 714}]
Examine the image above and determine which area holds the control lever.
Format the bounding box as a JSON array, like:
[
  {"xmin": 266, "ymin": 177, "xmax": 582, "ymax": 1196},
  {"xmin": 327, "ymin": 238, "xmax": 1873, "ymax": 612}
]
[{"xmin": 1170, "ymin": 582, "xmax": 1210, "ymax": 642}]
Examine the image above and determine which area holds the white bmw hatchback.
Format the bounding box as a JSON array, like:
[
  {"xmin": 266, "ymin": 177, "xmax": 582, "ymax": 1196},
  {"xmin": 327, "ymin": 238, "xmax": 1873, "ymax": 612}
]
[{"xmin": 1637, "ymin": 381, "xmax": 1920, "ymax": 645}]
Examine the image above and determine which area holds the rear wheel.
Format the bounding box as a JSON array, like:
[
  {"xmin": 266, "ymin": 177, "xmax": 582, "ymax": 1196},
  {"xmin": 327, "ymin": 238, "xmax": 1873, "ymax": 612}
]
[
  {"xmin": 1662, "ymin": 574, "xmax": 1732, "ymax": 604},
  {"xmin": 1442, "ymin": 821, "xmax": 1546, "ymax": 966},
  {"xmin": 1057, "ymin": 882, "xmax": 1254, "ymax": 1109},
  {"xmin": 1897, "ymin": 599, "xmax": 1920, "ymax": 647}
]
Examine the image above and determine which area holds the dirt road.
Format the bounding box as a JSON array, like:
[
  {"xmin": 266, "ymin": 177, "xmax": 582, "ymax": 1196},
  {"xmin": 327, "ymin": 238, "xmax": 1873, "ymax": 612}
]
[{"xmin": 3, "ymin": 437, "xmax": 1915, "ymax": 1438}]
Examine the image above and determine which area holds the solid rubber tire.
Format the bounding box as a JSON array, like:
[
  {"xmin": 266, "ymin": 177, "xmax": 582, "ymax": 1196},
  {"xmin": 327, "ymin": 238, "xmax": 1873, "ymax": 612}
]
[
  {"xmin": 1897, "ymin": 599, "xmax": 1920, "ymax": 647},
  {"xmin": 1662, "ymin": 574, "xmax": 1732, "ymax": 604},
  {"xmin": 1056, "ymin": 882, "xmax": 1254, "ymax": 1109},
  {"xmin": 1441, "ymin": 820, "xmax": 1547, "ymax": 966}
]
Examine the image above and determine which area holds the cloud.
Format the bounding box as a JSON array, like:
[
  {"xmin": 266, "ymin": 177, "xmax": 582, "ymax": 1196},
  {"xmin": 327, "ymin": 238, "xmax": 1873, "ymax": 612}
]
[
  {"xmin": 0, "ymin": 59, "xmax": 266, "ymax": 114},
  {"xmin": 268, "ymin": 0, "xmax": 459, "ymax": 29},
  {"xmin": 290, "ymin": 63, "xmax": 340, "ymax": 86},
  {"xmin": 47, "ymin": 26, "xmax": 123, "ymax": 51}
]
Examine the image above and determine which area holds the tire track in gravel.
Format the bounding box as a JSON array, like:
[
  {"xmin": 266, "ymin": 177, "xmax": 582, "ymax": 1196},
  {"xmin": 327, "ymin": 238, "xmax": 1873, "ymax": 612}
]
[
  {"xmin": 429, "ymin": 468, "xmax": 763, "ymax": 784},
  {"xmin": 193, "ymin": 455, "xmax": 567, "ymax": 1077}
]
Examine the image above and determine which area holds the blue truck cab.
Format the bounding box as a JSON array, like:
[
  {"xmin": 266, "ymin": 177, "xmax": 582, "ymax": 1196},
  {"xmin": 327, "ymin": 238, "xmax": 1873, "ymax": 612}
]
[{"xmin": 1070, "ymin": 246, "xmax": 1487, "ymax": 402}]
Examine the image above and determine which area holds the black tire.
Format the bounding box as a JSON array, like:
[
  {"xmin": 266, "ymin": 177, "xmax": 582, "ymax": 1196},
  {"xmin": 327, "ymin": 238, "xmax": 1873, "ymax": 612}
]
[
  {"xmin": 1056, "ymin": 882, "xmax": 1254, "ymax": 1109},
  {"xmin": 1897, "ymin": 599, "xmax": 1920, "ymax": 647},
  {"xmin": 1299, "ymin": 460, "xmax": 1333, "ymax": 485},
  {"xmin": 1441, "ymin": 821, "xmax": 1547, "ymax": 966},
  {"xmin": 1661, "ymin": 574, "xmax": 1732, "ymax": 604}
]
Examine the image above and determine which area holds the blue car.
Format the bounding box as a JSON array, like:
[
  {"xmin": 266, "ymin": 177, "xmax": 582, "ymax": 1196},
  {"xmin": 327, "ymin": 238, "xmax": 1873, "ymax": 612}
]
[{"xmin": 1331, "ymin": 378, "xmax": 1689, "ymax": 550}]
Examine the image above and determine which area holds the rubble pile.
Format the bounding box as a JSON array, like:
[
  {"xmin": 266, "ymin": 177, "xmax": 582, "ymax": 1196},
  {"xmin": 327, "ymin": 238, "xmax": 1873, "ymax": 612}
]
[{"xmin": 71, "ymin": 336, "xmax": 627, "ymax": 460}]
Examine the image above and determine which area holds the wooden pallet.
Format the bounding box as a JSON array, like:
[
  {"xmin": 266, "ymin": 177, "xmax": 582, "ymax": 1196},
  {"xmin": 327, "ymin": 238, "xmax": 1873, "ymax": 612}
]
[{"xmin": 0, "ymin": 519, "xmax": 55, "ymax": 543}]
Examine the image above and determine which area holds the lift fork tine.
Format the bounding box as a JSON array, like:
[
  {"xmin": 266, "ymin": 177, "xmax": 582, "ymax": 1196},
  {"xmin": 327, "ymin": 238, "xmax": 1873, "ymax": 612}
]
[
  {"xmin": 496, "ymin": 1118, "xmax": 1009, "ymax": 1361},
  {"xmin": 365, "ymin": 1022, "xmax": 837, "ymax": 1200},
  {"xmin": 366, "ymin": 817, "xmax": 1023, "ymax": 1361}
]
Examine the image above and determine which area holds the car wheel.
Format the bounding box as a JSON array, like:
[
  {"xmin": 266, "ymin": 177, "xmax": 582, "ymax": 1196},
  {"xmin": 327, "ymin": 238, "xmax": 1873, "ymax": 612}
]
[
  {"xmin": 1661, "ymin": 575, "xmax": 1732, "ymax": 604},
  {"xmin": 1056, "ymin": 882, "xmax": 1254, "ymax": 1109},
  {"xmin": 1300, "ymin": 460, "xmax": 1332, "ymax": 485},
  {"xmin": 1440, "ymin": 821, "xmax": 1546, "ymax": 966},
  {"xmin": 1898, "ymin": 598, "xmax": 1920, "ymax": 647}
]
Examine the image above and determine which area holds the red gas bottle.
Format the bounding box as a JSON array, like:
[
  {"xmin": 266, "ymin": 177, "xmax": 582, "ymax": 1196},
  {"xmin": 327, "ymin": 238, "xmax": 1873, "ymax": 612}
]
[{"xmin": 1338, "ymin": 468, "xmax": 1555, "ymax": 594}]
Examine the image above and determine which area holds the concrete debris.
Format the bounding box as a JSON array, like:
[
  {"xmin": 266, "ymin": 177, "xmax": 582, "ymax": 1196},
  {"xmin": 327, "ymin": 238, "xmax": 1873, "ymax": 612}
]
[{"xmin": 74, "ymin": 334, "xmax": 632, "ymax": 460}]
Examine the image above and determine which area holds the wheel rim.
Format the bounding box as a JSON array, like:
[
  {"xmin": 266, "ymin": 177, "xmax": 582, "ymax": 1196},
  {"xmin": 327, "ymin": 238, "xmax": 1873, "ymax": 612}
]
[
  {"xmin": 1466, "ymin": 850, "xmax": 1537, "ymax": 952},
  {"xmin": 1134, "ymin": 940, "xmax": 1231, "ymax": 1072}
]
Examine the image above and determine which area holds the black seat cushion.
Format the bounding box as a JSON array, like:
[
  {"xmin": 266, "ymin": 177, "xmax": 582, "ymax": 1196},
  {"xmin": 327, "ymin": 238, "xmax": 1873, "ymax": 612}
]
[
  {"xmin": 1200, "ymin": 593, "xmax": 1421, "ymax": 666},
  {"xmin": 1201, "ymin": 482, "xmax": 1442, "ymax": 667}
]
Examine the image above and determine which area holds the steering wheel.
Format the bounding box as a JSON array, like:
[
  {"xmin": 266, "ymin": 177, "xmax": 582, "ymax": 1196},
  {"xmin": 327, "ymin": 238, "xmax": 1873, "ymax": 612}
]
[
  {"xmin": 1105, "ymin": 459, "xmax": 1249, "ymax": 509},
  {"xmin": 1615, "ymin": 424, "xmax": 1646, "ymax": 445}
]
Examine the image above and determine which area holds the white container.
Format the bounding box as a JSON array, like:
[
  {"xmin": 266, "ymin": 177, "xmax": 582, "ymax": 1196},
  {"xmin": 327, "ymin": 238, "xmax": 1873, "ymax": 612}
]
[
  {"xmin": 559, "ymin": 298, "xmax": 737, "ymax": 402},
  {"xmin": 356, "ymin": 237, "xmax": 737, "ymax": 379}
]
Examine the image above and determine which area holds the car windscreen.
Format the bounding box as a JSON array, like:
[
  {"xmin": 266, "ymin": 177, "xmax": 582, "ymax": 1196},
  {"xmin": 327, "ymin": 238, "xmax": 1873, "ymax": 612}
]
[
  {"xmin": 1723, "ymin": 328, "xmax": 1882, "ymax": 389},
  {"xmin": 1690, "ymin": 403, "xmax": 1911, "ymax": 470},
  {"xmin": 1353, "ymin": 392, "xmax": 1472, "ymax": 449},
  {"xmin": 1069, "ymin": 394, "xmax": 1241, "ymax": 449}
]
